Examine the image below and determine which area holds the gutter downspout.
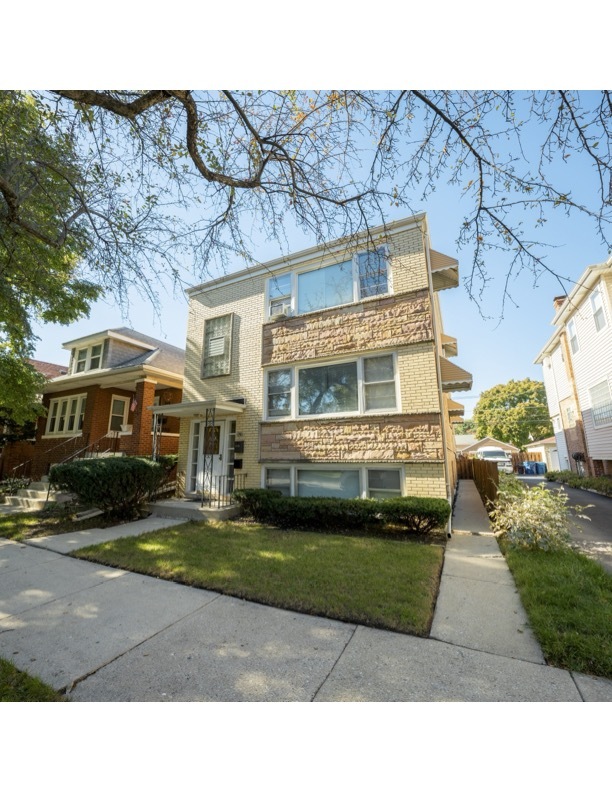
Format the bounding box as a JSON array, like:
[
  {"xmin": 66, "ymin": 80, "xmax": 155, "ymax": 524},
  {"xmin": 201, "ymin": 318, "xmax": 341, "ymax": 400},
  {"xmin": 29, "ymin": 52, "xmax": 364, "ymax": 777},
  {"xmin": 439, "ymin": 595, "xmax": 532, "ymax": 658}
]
[{"xmin": 423, "ymin": 229, "xmax": 453, "ymax": 539}]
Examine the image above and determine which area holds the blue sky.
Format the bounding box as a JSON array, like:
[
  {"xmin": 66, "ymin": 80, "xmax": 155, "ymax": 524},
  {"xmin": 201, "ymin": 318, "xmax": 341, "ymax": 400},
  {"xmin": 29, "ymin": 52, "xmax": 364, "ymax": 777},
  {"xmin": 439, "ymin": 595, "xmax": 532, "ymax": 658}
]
[{"xmin": 30, "ymin": 95, "xmax": 611, "ymax": 419}]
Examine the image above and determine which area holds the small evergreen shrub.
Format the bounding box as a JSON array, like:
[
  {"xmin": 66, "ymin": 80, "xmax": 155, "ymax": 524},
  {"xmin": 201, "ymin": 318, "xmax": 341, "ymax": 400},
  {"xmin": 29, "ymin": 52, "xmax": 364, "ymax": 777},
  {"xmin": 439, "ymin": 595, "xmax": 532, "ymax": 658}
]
[
  {"xmin": 49, "ymin": 457, "xmax": 167, "ymax": 519},
  {"xmin": 233, "ymin": 489, "xmax": 450, "ymax": 535}
]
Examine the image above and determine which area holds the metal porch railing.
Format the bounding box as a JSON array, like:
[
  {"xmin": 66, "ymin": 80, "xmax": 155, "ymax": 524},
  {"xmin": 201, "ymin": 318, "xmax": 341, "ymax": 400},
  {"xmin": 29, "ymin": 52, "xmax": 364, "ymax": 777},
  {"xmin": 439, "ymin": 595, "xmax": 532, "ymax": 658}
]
[{"xmin": 200, "ymin": 472, "xmax": 247, "ymax": 508}]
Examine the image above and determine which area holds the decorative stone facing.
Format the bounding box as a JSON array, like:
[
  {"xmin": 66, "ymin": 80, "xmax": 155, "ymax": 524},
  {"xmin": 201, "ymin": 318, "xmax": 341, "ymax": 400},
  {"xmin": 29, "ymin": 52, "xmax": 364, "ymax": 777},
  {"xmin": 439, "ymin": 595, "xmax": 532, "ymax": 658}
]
[
  {"xmin": 260, "ymin": 414, "xmax": 443, "ymax": 463},
  {"xmin": 262, "ymin": 291, "xmax": 432, "ymax": 366}
]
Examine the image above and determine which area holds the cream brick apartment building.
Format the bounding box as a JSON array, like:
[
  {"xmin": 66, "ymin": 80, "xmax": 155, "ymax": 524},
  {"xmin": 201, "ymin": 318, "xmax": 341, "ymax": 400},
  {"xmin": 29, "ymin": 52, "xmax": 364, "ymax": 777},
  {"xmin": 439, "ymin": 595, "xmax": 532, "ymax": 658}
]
[{"xmin": 156, "ymin": 214, "xmax": 471, "ymax": 506}]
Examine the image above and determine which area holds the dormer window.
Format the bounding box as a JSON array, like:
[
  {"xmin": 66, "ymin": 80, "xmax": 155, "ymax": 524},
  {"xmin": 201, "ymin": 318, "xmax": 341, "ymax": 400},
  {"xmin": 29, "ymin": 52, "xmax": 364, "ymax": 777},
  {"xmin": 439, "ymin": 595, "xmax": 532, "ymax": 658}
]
[{"xmin": 74, "ymin": 343, "xmax": 103, "ymax": 373}]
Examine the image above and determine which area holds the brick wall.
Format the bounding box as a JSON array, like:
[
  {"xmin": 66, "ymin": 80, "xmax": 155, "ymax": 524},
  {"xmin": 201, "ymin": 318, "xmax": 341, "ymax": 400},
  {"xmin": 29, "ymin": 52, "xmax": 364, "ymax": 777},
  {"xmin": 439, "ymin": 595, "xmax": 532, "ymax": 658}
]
[
  {"xmin": 178, "ymin": 222, "xmax": 452, "ymax": 499},
  {"xmin": 262, "ymin": 290, "xmax": 432, "ymax": 366},
  {"xmin": 260, "ymin": 414, "xmax": 443, "ymax": 463}
]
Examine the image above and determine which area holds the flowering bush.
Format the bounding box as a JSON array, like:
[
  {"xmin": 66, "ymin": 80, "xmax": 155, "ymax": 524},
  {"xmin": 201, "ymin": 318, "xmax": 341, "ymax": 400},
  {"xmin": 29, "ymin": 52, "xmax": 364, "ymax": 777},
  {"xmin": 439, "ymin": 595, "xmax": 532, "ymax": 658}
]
[{"xmin": 491, "ymin": 479, "xmax": 589, "ymax": 551}]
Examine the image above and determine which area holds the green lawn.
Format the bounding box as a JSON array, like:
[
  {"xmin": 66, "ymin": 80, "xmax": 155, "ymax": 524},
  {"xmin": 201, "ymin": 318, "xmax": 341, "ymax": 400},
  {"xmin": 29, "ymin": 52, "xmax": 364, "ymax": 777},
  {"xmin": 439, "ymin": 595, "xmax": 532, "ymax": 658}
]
[
  {"xmin": 73, "ymin": 520, "xmax": 445, "ymax": 636},
  {"xmin": 503, "ymin": 544, "xmax": 612, "ymax": 678},
  {"xmin": 0, "ymin": 657, "xmax": 63, "ymax": 702},
  {"xmin": 0, "ymin": 509, "xmax": 118, "ymax": 542}
]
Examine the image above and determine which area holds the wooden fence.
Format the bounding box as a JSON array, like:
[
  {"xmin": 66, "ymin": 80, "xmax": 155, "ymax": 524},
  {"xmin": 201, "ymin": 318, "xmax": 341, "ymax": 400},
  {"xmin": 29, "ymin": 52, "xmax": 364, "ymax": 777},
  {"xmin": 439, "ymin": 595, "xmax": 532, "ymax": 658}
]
[{"xmin": 457, "ymin": 457, "xmax": 499, "ymax": 510}]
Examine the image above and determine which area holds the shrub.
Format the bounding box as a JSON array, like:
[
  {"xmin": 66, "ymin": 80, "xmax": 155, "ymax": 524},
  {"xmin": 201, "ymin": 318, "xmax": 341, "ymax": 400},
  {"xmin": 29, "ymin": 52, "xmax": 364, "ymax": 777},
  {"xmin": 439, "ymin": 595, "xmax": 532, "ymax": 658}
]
[
  {"xmin": 49, "ymin": 457, "xmax": 168, "ymax": 519},
  {"xmin": 0, "ymin": 476, "xmax": 30, "ymax": 502},
  {"xmin": 545, "ymin": 470, "xmax": 612, "ymax": 496},
  {"xmin": 233, "ymin": 489, "xmax": 450, "ymax": 535},
  {"xmin": 491, "ymin": 481, "xmax": 589, "ymax": 551}
]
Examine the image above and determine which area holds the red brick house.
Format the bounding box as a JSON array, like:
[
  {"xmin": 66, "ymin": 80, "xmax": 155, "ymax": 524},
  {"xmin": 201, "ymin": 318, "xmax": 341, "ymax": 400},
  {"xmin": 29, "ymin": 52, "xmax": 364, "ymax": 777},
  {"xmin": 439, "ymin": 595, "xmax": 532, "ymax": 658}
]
[{"xmin": 1, "ymin": 328, "xmax": 184, "ymax": 481}]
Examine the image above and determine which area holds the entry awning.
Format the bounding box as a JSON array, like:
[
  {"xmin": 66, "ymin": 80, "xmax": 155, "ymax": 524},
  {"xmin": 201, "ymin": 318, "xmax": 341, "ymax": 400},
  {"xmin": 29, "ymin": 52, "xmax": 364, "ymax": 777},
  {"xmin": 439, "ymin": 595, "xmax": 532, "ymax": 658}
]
[
  {"xmin": 440, "ymin": 359, "xmax": 473, "ymax": 392},
  {"xmin": 148, "ymin": 399, "xmax": 246, "ymax": 418}
]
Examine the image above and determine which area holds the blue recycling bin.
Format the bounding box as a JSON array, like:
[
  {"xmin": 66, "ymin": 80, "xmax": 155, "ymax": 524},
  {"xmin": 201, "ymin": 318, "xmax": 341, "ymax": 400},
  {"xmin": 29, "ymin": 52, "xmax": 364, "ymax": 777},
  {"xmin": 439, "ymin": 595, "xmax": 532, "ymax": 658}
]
[
  {"xmin": 534, "ymin": 462, "xmax": 547, "ymax": 475},
  {"xmin": 523, "ymin": 461, "xmax": 535, "ymax": 474}
]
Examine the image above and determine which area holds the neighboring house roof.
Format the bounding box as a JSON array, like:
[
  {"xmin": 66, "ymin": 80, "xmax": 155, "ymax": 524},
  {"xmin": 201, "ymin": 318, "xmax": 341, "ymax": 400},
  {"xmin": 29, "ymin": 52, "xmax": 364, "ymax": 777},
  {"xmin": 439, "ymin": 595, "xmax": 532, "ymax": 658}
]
[
  {"xmin": 28, "ymin": 359, "xmax": 68, "ymax": 379},
  {"xmin": 534, "ymin": 256, "xmax": 612, "ymax": 363},
  {"xmin": 459, "ymin": 436, "xmax": 520, "ymax": 454},
  {"xmin": 108, "ymin": 328, "xmax": 185, "ymax": 376},
  {"xmin": 44, "ymin": 327, "xmax": 185, "ymax": 394},
  {"xmin": 454, "ymin": 434, "xmax": 477, "ymax": 450},
  {"xmin": 524, "ymin": 436, "xmax": 558, "ymax": 449}
]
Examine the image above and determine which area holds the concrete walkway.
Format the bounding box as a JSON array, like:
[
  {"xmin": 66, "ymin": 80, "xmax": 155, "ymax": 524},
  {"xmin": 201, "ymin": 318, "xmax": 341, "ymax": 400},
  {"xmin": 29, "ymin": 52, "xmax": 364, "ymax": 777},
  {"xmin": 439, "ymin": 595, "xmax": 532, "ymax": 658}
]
[{"xmin": 1, "ymin": 484, "xmax": 611, "ymax": 701}]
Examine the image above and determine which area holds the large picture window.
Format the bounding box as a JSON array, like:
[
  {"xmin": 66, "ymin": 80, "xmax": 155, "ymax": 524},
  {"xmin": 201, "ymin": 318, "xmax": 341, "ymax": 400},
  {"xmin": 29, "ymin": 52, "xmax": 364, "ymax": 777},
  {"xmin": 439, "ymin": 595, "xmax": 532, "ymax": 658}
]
[
  {"xmin": 265, "ymin": 353, "xmax": 398, "ymax": 420},
  {"xmin": 46, "ymin": 394, "xmax": 87, "ymax": 436},
  {"xmin": 266, "ymin": 246, "xmax": 390, "ymax": 318}
]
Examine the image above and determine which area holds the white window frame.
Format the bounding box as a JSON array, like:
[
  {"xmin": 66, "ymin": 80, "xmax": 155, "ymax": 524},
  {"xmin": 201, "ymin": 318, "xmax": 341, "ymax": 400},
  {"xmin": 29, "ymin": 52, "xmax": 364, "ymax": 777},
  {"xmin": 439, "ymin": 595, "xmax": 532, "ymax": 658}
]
[
  {"xmin": 265, "ymin": 245, "xmax": 391, "ymax": 319},
  {"xmin": 261, "ymin": 464, "xmax": 405, "ymax": 499},
  {"xmin": 73, "ymin": 343, "xmax": 103, "ymax": 374},
  {"xmin": 567, "ymin": 319, "xmax": 579, "ymax": 354},
  {"xmin": 108, "ymin": 395, "xmax": 130, "ymax": 434},
  {"xmin": 590, "ymin": 379, "xmax": 612, "ymax": 428},
  {"xmin": 44, "ymin": 394, "xmax": 87, "ymax": 437},
  {"xmin": 264, "ymin": 352, "xmax": 400, "ymax": 421},
  {"xmin": 590, "ymin": 288, "xmax": 607, "ymax": 332}
]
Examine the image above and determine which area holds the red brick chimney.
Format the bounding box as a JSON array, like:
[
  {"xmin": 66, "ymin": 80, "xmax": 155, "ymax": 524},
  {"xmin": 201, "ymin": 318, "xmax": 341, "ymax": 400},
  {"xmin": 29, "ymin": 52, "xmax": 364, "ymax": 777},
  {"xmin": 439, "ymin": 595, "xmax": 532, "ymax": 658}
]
[{"xmin": 553, "ymin": 295, "xmax": 567, "ymax": 312}]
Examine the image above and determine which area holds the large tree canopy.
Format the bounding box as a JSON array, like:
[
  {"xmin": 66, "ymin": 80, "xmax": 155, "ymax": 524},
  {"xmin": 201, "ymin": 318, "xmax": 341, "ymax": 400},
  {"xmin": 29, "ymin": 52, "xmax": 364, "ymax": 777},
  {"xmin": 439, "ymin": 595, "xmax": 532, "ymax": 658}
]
[
  {"xmin": 1, "ymin": 90, "xmax": 612, "ymax": 414},
  {"xmin": 472, "ymin": 378, "xmax": 552, "ymax": 449}
]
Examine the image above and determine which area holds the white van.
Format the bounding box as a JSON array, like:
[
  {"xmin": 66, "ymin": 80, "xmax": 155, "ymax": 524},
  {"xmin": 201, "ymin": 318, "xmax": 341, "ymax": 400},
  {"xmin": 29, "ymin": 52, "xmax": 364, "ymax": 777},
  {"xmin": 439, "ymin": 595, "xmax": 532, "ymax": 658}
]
[{"xmin": 475, "ymin": 446, "xmax": 514, "ymax": 474}]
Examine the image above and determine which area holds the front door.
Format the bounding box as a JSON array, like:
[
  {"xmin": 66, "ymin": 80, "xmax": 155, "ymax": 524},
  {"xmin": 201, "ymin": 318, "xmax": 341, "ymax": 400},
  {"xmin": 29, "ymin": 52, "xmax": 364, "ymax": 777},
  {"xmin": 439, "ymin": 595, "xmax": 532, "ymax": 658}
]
[{"xmin": 188, "ymin": 420, "xmax": 225, "ymax": 496}]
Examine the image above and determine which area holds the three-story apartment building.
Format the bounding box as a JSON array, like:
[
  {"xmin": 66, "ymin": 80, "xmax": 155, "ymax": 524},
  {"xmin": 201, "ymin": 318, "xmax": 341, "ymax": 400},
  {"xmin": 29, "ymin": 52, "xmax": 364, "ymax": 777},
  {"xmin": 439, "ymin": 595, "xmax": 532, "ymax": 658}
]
[
  {"xmin": 160, "ymin": 214, "xmax": 471, "ymax": 507},
  {"xmin": 535, "ymin": 257, "xmax": 612, "ymax": 475}
]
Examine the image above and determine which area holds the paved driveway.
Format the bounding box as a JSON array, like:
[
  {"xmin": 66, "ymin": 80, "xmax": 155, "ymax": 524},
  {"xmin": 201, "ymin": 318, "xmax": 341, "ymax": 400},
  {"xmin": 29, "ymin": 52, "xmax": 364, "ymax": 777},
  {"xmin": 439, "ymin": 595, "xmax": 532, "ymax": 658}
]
[{"xmin": 519, "ymin": 476, "xmax": 612, "ymax": 573}]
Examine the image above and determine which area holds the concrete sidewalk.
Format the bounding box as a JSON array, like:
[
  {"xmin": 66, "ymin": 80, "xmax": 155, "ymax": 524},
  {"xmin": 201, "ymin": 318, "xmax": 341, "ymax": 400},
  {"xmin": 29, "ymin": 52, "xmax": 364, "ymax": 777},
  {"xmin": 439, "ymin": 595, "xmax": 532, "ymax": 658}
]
[{"xmin": 1, "ymin": 484, "xmax": 611, "ymax": 701}]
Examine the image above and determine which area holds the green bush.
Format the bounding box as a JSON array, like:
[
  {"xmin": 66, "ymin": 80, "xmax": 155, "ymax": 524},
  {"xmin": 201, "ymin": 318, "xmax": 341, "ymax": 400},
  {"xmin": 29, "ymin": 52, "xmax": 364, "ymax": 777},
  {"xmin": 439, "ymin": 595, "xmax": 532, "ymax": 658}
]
[
  {"xmin": 491, "ymin": 480, "xmax": 590, "ymax": 551},
  {"xmin": 545, "ymin": 470, "xmax": 612, "ymax": 496},
  {"xmin": 233, "ymin": 489, "xmax": 450, "ymax": 535},
  {"xmin": 49, "ymin": 457, "xmax": 167, "ymax": 519},
  {"xmin": 0, "ymin": 476, "xmax": 30, "ymax": 502}
]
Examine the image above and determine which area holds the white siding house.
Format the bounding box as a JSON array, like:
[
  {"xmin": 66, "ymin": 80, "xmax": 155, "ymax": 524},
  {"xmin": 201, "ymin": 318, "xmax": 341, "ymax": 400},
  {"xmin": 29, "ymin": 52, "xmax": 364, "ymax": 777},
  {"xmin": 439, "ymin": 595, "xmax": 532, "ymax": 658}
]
[{"xmin": 535, "ymin": 257, "xmax": 612, "ymax": 476}]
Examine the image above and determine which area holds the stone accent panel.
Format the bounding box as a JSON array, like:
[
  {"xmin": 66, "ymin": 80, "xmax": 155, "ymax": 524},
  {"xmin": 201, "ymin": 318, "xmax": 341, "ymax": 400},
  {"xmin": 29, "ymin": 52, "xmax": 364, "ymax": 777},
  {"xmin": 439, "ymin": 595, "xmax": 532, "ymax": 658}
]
[
  {"xmin": 260, "ymin": 414, "xmax": 443, "ymax": 463},
  {"xmin": 262, "ymin": 290, "xmax": 433, "ymax": 366}
]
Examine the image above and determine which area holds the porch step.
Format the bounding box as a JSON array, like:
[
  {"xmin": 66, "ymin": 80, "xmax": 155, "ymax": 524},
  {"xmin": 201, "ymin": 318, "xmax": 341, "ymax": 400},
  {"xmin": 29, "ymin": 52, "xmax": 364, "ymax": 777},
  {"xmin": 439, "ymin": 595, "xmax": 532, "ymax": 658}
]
[
  {"xmin": 4, "ymin": 483, "xmax": 74, "ymax": 511},
  {"xmin": 147, "ymin": 499, "xmax": 241, "ymax": 521}
]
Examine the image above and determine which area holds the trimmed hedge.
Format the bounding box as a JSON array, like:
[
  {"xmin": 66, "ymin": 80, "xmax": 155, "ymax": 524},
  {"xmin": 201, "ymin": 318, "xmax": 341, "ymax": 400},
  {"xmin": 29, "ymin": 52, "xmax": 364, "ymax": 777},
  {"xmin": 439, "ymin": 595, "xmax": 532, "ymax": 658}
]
[
  {"xmin": 545, "ymin": 470, "xmax": 612, "ymax": 497},
  {"xmin": 233, "ymin": 488, "xmax": 451, "ymax": 535},
  {"xmin": 49, "ymin": 456, "xmax": 168, "ymax": 519}
]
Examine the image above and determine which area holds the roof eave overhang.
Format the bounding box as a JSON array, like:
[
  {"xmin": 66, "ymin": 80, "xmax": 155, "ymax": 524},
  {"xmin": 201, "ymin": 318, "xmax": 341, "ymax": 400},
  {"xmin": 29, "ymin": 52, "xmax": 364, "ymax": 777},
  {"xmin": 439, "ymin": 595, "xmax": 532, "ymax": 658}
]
[
  {"xmin": 44, "ymin": 364, "xmax": 183, "ymax": 393},
  {"xmin": 148, "ymin": 399, "xmax": 246, "ymax": 418}
]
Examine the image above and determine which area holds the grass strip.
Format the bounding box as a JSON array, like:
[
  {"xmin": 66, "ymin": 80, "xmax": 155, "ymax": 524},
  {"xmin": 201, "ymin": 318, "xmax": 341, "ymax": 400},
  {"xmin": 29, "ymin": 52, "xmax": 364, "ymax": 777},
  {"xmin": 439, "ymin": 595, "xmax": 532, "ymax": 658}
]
[
  {"xmin": 0, "ymin": 657, "xmax": 63, "ymax": 702},
  {"xmin": 503, "ymin": 543, "xmax": 612, "ymax": 678},
  {"xmin": 0, "ymin": 510, "xmax": 118, "ymax": 542},
  {"xmin": 73, "ymin": 520, "xmax": 444, "ymax": 636}
]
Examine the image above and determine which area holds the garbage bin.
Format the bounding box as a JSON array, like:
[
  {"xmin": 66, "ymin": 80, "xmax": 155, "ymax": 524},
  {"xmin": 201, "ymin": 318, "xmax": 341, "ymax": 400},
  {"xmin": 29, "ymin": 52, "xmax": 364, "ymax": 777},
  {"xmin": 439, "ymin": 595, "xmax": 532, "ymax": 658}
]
[
  {"xmin": 535, "ymin": 462, "xmax": 547, "ymax": 475},
  {"xmin": 523, "ymin": 461, "xmax": 535, "ymax": 474}
]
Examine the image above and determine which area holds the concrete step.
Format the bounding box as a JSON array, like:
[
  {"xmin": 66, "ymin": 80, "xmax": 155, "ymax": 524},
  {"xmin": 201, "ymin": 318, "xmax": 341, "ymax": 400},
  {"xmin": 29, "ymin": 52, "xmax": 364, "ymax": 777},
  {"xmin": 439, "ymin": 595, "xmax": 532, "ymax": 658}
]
[
  {"xmin": 17, "ymin": 488, "xmax": 51, "ymax": 500},
  {"xmin": 5, "ymin": 491, "xmax": 74, "ymax": 511},
  {"xmin": 147, "ymin": 500, "xmax": 241, "ymax": 521},
  {"xmin": 28, "ymin": 481, "xmax": 51, "ymax": 492}
]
